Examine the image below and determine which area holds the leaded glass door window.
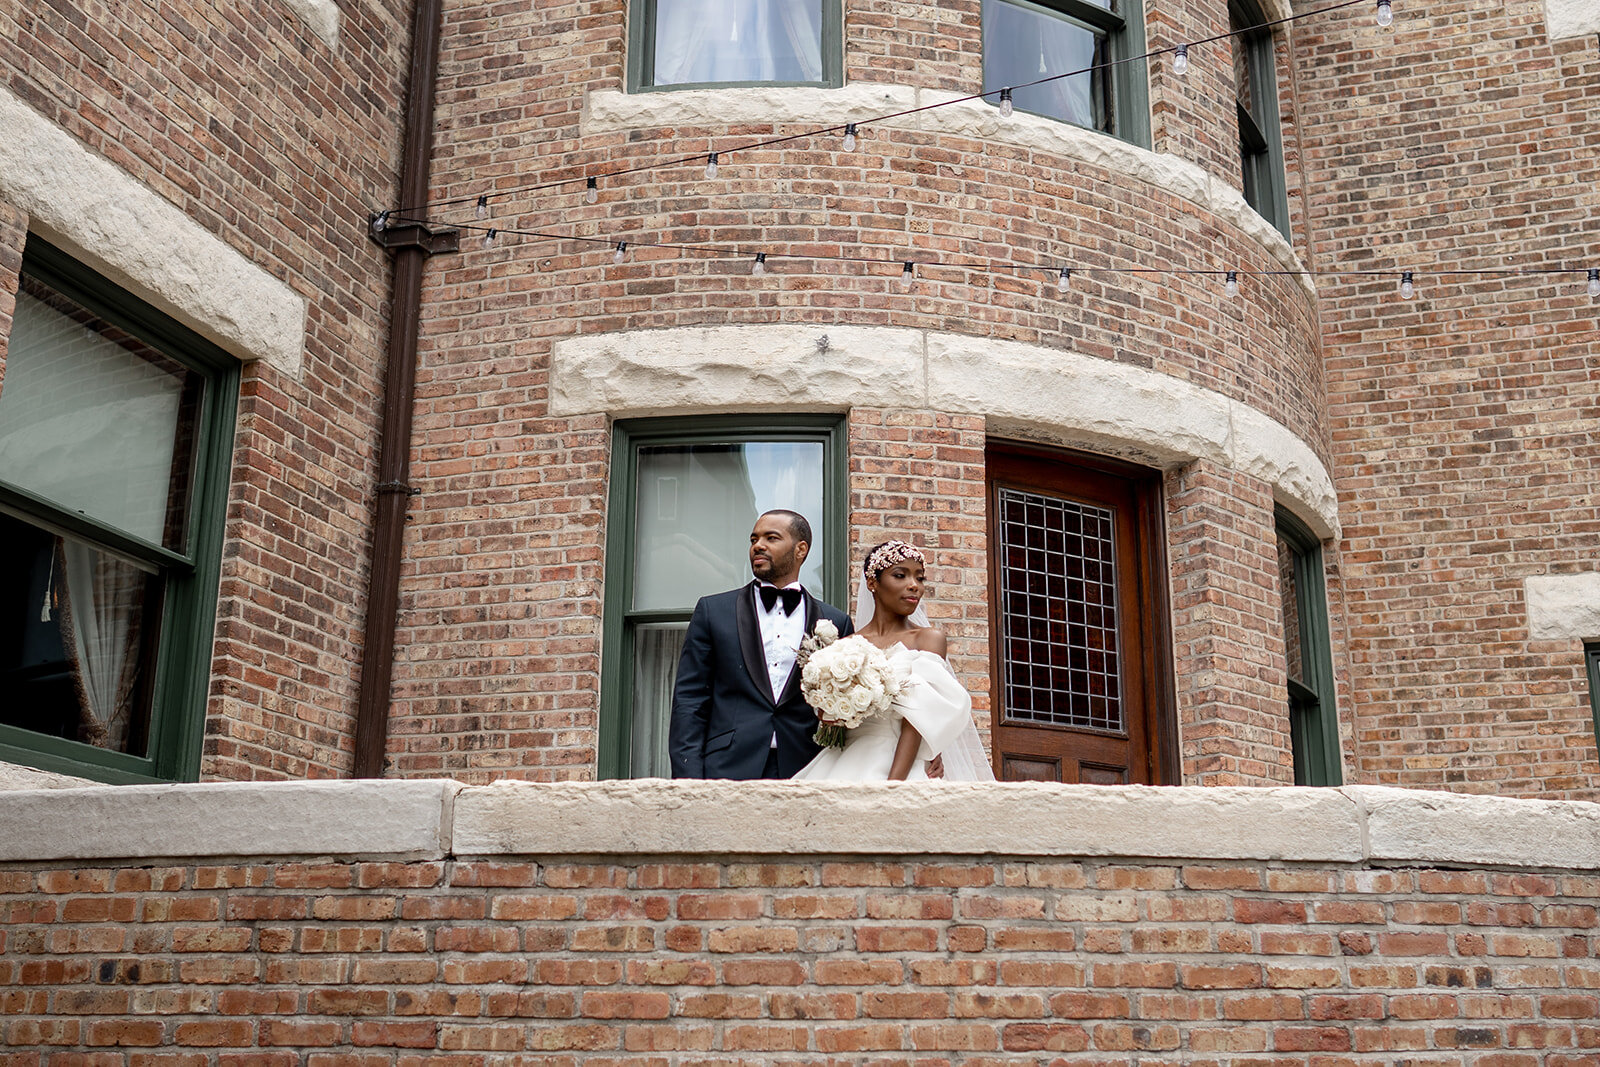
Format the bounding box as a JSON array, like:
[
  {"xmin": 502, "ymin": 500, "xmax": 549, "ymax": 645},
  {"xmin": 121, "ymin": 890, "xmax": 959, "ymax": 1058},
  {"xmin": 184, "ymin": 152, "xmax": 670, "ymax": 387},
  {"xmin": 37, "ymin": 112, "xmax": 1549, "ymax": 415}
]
[{"xmin": 987, "ymin": 444, "xmax": 1177, "ymax": 784}]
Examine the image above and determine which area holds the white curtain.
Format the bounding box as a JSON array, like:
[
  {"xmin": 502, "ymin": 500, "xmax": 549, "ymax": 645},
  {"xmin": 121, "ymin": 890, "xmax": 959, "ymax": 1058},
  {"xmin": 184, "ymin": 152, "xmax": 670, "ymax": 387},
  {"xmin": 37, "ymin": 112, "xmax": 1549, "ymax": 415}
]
[
  {"xmin": 59, "ymin": 540, "xmax": 147, "ymax": 752},
  {"xmin": 654, "ymin": 0, "xmax": 822, "ymax": 85},
  {"xmin": 631, "ymin": 623, "xmax": 688, "ymax": 777}
]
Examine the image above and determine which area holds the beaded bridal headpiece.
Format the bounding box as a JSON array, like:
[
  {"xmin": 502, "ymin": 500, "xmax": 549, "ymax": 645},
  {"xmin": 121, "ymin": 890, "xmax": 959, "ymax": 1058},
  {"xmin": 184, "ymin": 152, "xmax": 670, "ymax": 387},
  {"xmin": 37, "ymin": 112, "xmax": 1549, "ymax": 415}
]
[{"xmin": 863, "ymin": 540, "xmax": 925, "ymax": 580}]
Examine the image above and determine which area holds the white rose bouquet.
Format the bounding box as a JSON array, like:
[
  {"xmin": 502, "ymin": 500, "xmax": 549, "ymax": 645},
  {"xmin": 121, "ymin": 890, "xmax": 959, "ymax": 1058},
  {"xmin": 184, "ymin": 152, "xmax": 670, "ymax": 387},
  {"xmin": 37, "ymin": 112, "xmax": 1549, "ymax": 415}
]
[{"xmin": 799, "ymin": 626, "xmax": 907, "ymax": 748}]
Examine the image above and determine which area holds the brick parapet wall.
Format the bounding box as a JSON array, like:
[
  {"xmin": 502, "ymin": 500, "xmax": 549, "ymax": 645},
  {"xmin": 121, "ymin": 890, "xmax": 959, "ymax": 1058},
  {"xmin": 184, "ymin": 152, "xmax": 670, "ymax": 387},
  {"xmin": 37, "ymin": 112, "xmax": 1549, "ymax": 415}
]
[
  {"xmin": 2, "ymin": 780, "xmax": 1598, "ymax": 1063},
  {"xmin": 1293, "ymin": 0, "xmax": 1600, "ymax": 799}
]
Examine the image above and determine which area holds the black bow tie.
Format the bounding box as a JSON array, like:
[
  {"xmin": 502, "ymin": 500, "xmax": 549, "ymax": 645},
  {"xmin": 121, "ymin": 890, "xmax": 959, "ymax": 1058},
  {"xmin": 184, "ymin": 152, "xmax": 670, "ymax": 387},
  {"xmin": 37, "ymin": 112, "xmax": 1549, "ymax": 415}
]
[{"xmin": 759, "ymin": 584, "xmax": 804, "ymax": 616}]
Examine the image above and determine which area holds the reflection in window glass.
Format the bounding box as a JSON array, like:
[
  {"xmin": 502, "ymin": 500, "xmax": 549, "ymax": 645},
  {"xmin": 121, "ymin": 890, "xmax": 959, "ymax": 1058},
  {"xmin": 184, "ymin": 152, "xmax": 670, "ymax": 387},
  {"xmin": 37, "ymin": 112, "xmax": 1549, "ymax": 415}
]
[
  {"xmin": 652, "ymin": 0, "xmax": 824, "ymax": 86},
  {"xmin": 0, "ymin": 282, "xmax": 200, "ymax": 548},
  {"xmin": 632, "ymin": 441, "xmax": 825, "ymax": 610},
  {"xmin": 984, "ymin": 0, "xmax": 1111, "ymax": 132}
]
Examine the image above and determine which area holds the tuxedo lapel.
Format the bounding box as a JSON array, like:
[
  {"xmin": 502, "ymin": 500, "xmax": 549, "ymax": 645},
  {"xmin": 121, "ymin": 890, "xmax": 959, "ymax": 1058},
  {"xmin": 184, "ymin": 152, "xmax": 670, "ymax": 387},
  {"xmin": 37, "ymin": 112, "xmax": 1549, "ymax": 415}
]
[{"xmin": 734, "ymin": 582, "xmax": 775, "ymax": 704}]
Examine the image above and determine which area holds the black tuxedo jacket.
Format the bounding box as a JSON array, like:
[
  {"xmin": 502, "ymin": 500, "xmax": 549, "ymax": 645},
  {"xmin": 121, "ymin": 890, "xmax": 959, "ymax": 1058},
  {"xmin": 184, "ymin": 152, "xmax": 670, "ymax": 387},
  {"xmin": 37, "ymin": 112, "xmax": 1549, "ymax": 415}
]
[{"xmin": 669, "ymin": 581, "xmax": 854, "ymax": 779}]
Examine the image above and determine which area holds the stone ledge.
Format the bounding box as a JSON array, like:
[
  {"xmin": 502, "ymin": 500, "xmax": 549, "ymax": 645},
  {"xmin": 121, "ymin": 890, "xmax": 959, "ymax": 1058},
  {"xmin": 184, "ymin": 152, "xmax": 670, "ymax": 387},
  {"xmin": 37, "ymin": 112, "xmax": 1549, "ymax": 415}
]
[
  {"xmin": 453, "ymin": 781, "xmax": 1366, "ymax": 862},
  {"xmin": 549, "ymin": 324, "xmax": 1341, "ymax": 538},
  {"xmin": 6, "ymin": 779, "xmax": 1598, "ymax": 871},
  {"xmin": 1546, "ymin": 0, "xmax": 1600, "ymax": 40},
  {"xmin": 0, "ymin": 780, "xmax": 460, "ymax": 863},
  {"xmin": 0, "ymin": 87, "xmax": 307, "ymax": 376}
]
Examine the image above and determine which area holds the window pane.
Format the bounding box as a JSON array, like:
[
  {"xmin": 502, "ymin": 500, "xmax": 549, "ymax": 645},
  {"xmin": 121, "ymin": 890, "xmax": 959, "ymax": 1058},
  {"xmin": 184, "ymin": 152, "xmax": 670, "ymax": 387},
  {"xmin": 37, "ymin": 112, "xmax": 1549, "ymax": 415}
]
[
  {"xmin": 632, "ymin": 441, "xmax": 825, "ymax": 610},
  {"xmin": 998, "ymin": 487, "xmax": 1123, "ymax": 732},
  {"xmin": 984, "ymin": 0, "xmax": 1109, "ymax": 131},
  {"xmin": 631, "ymin": 622, "xmax": 687, "ymax": 777},
  {"xmin": 653, "ymin": 0, "xmax": 824, "ymax": 86},
  {"xmin": 0, "ymin": 512, "xmax": 160, "ymax": 756},
  {"xmin": 0, "ymin": 280, "xmax": 201, "ymax": 548}
]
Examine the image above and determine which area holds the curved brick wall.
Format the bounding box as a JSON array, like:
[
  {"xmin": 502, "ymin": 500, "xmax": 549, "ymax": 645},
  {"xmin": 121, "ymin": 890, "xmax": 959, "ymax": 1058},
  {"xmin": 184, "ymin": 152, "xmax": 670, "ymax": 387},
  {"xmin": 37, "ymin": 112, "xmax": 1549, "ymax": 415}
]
[
  {"xmin": 2, "ymin": 781, "xmax": 1598, "ymax": 1061},
  {"xmin": 392, "ymin": 0, "xmax": 1339, "ymax": 784}
]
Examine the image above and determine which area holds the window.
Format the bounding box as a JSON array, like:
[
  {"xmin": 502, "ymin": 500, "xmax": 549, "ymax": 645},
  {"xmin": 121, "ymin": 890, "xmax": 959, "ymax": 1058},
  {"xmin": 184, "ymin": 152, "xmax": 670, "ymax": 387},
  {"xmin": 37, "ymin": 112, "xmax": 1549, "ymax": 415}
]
[
  {"xmin": 1277, "ymin": 508, "xmax": 1341, "ymax": 786},
  {"xmin": 628, "ymin": 0, "xmax": 843, "ymax": 90},
  {"xmin": 982, "ymin": 0, "xmax": 1150, "ymax": 145},
  {"xmin": 1231, "ymin": 0, "xmax": 1289, "ymax": 237},
  {"xmin": 0, "ymin": 237, "xmax": 237, "ymax": 783},
  {"xmin": 599, "ymin": 416, "xmax": 846, "ymax": 778}
]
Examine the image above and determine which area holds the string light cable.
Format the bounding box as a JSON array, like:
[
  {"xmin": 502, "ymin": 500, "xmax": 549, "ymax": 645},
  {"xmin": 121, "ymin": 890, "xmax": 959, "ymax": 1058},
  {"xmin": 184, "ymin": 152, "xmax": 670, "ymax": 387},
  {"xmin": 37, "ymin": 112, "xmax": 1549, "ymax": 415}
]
[
  {"xmin": 420, "ymin": 211, "xmax": 1597, "ymax": 297},
  {"xmin": 375, "ymin": 0, "xmax": 1377, "ymax": 223}
]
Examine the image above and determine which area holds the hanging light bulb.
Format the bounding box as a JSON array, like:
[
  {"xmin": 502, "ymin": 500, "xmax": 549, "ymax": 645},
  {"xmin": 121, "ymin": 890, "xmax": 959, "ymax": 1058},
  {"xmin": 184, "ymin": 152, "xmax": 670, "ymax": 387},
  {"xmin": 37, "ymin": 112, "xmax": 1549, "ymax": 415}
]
[
  {"xmin": 475, "ymin": 196, "xmax": 489, "ymax": 220},
  {"xmin": 482, "ymin": 228, "xmax": 498, "ymax": 250},
  {"xmin": 705, "ymin": 152, "xmax": 719, "ymax": 179},
  {"xmin": 1588, "ymin": 268, "xmax": 1599, "ymax": 298},
  {"xmin": 1376, "ymin": 0, "xmax": 1393, "ymax": 27},
  {"xmin": 371, "ymin": 210, "xmax": 390, "ymax": 233},
  {"xmin": 1225, "ymin": 270, "xmax": 1239, "ymax": 298},
  {"xmin": 752, "ymin": 252, "xmax": 767, "ymax": 275},
  {"xmin": 900, "ymin": 261, "xmax": 916, "ymax": 290},
  {"xmin": 1056, "ymin": 267, "xmax": 1072, "ymax": 294},
  {"xmin": 842, "ymin": 124, "xmax": 858, "ymax": 152},
  {"xmin": 1173, "ymin": 44, "xmax": 1189, "ymax": 76},
  {"xmin": 1399, "ymin": 270, "xmax": 1415, "ymax": 299},
  {"xmin": 998, "ymin": 88, "xmax": 1014, "ymax": 118},
  {"xmin": 613, "ymin": 241, "xmax": 627, "ymax": 264},
  {"xmin": 585, "ymin": 178, "xmax": 599, "ymax": 204}
]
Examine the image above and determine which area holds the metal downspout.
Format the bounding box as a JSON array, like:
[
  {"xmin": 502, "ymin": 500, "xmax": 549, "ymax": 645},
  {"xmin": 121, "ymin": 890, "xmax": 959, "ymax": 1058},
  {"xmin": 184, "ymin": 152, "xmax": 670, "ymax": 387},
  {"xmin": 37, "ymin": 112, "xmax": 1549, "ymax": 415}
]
[{"xmin": 352, "ymin": 0, "xmax": 449, "ymax": 777}]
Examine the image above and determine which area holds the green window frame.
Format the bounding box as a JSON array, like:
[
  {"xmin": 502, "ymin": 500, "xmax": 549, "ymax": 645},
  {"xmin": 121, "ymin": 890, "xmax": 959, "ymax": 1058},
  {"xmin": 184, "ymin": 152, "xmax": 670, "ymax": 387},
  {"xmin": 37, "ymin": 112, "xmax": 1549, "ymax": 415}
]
[
  {"xmin": 0, "ymin": 236, "xmax": 237, "ymax": 783},
  {"xmin": 1277, "ymin": 508, "xmax": 1341, "ymax": 786},
  {"xmin": 1231, "ymin": 0, "xmax": 1290, "ymax": 237},
  {"xmin": 598, "ymin": 415, "xmax": 847, "ymax": 779},
  {"xmin": 981, "ymin": 0, "xmax": 1151, "ymax": 147},
  {"xmin": 627, "ymin": 0, "xmax": 845, "ymax": 92},
  {"xmin": 1586, "ymin": 644, "xmax": 1600, "ymax": 747}
]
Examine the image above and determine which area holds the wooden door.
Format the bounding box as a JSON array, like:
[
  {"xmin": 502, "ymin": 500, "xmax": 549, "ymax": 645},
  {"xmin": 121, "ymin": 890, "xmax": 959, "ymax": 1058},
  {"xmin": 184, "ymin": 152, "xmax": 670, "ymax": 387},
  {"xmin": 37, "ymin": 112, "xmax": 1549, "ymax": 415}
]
[{"xmin": 987, "ymin": 444, "xmax": 1178, "ymax": 785}]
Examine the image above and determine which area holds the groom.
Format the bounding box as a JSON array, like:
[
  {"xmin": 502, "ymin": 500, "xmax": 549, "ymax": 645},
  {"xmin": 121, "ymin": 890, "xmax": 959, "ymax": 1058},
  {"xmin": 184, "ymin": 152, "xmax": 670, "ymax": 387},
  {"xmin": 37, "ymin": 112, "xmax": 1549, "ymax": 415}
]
[{"xmin": 669, "ymin": 509, "xmax": 854, "ymax": 779}]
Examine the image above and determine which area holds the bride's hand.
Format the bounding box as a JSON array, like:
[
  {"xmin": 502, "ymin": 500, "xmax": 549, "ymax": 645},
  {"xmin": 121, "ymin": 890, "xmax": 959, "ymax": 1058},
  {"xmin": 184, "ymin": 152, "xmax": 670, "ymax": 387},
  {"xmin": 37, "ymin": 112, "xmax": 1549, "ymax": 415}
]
[{"xmin": 927, "ymin": 755, "xmax": 945, "ymax": 779}]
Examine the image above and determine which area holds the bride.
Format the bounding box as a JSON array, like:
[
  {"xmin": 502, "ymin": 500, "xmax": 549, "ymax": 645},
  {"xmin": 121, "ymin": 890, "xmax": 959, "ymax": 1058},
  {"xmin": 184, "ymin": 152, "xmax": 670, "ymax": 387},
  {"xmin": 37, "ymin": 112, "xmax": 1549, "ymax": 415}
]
[{"xmin": 792, "ymin": 540, "xmax": 995, "ymax": 782}]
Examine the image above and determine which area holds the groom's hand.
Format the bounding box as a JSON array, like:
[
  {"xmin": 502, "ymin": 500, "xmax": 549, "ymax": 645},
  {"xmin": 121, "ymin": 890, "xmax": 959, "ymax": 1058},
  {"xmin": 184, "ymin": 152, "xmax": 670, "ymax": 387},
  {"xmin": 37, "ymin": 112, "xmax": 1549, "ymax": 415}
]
[{"xmin": 927, "ymin": 755, "xmax": 945, "ymax": 779}]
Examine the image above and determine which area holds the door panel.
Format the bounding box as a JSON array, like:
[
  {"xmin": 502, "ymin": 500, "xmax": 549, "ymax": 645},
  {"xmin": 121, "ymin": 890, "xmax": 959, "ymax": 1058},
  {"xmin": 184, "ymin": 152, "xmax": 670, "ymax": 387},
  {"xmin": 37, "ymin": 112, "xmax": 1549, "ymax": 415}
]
[{"xmin": 987, "ymin": 444, "xmax": 1176, "ymax": 785}]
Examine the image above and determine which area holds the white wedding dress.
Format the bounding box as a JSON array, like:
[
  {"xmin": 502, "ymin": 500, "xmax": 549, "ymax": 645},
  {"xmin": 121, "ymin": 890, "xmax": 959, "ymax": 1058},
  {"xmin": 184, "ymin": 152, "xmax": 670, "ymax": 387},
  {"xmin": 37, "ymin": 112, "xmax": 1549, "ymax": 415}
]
[{"xmin": 792, "ymin": 642, "xmax": 996, "ymax": 782}]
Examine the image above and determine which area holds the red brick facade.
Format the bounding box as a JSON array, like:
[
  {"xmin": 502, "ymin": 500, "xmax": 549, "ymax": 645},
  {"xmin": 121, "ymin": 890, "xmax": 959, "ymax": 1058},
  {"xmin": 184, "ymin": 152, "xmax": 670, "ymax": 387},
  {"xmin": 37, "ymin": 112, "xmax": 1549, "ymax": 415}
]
[
  {"xmin": 3, "ymin": 852, "xmax": 1597, "ymax": 1062},
  {"xmin": 0, "ymin": 0, "xmax": 1596, "ymax": 796}
]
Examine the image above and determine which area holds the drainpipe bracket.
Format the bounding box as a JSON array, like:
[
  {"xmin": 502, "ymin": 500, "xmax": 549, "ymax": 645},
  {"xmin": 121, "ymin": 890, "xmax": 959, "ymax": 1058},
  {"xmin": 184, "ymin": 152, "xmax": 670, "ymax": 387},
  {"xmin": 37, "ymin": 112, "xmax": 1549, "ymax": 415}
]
[
  {"xmin": 369, "ymin": 216, "xmax": 461, "ymax": 256},
  {"xmin": 376, "ymin": 480, "xmax": 423, "ymax": 497}
]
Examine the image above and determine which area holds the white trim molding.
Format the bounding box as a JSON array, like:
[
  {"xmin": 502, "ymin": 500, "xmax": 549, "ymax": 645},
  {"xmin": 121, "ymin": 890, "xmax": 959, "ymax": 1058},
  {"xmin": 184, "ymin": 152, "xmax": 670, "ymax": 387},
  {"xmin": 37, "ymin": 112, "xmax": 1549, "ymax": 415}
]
[
  {"xmin": 549, "ymin": 324, "xmax": 1341, "ymax": 538},
  {"xmin": 0, "ymin": 87, "xmax": 307, "ymax": 376},
  {"xmin": 584, "ymin": 85, "xmax": 1314, "ymax": 298},
  {"xmin": 1545, "ymin": 0, "xmax": 1600, "ymax": 40},
  {"xmin": 1526, "ymin": 573, "xmax": 1600, "ymax": 641}
]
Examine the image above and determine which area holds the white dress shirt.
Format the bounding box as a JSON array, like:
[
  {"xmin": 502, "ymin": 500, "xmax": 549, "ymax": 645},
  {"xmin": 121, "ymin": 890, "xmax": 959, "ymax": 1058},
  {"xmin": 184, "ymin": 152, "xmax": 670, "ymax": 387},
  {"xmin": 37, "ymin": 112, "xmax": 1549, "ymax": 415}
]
[{"xmin": 755, "ymin": 581, "xmax": 807, "ymax": 747}]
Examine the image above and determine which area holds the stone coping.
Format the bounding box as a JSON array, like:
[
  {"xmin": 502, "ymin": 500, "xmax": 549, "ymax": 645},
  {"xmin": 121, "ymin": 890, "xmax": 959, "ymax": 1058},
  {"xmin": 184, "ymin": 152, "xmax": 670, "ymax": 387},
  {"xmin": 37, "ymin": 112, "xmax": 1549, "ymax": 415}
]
[{"xmin": 3, "ymin": 779, "xmax": 1598, "ymax": 872}]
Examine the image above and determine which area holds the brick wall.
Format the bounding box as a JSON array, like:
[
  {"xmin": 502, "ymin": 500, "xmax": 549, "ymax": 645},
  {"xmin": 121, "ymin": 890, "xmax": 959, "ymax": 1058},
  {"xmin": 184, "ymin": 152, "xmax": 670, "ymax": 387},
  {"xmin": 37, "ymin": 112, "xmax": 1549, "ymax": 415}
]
[
  {"xmin": 1294, "ymin": 0, "xmax": 1600, "ymax": 798},
  {"xmin": 1168, "ymin": 461, "xmax": 1294, "ymax": 785},
  {"xmin": 0, "ymin": 0, "xmax": 414, "ymax": 780},
  {"xmin": 2, "ymin": 781, "xmax": 1597, "ymax": 1064}
]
